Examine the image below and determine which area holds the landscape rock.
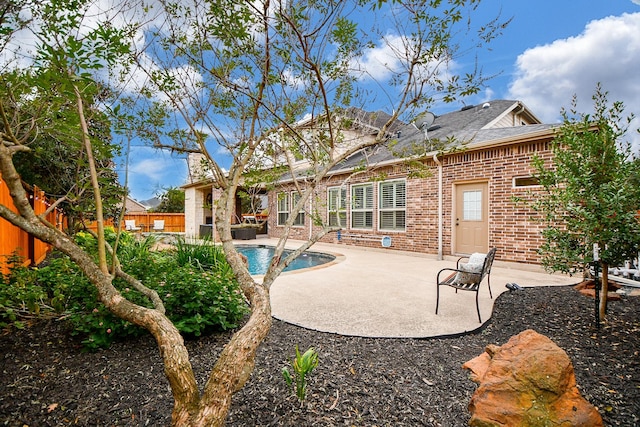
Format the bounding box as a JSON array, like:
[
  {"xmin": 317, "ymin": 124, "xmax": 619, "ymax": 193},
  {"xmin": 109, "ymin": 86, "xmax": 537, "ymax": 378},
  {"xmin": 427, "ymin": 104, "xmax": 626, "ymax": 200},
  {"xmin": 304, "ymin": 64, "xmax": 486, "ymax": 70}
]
[
  {"xmin": 463, "ymin": 329, "xmax": 603, "ymax": 427},
  {"xmin": 578, "ymin": 288, "xmax": 621, "ymax": 301}
]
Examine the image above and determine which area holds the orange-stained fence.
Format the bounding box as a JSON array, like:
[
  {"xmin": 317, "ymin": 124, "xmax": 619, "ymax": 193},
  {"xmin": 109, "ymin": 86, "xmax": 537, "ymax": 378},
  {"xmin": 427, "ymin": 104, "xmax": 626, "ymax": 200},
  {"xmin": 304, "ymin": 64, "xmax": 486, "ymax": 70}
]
[
  {"xmin": 2, "ymin": 174, "xmax": 185, "ymax": 276},
  {"xmin": 84, "ymin": 213, "xmax": 185, "ymax": 233},
  {"xmin": 1, "ymin": 175, "xmax": 67, "ymax": 276},
  {"xmin": 121, "ymin": 212, "xmax": 185, "ymax": 233}
]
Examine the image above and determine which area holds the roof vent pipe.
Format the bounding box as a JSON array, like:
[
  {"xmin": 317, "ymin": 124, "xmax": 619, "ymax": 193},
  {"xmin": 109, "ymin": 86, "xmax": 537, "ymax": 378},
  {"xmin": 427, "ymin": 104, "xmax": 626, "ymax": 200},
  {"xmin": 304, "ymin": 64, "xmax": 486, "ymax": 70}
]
[{"xmin": 482, "ymin": 102, "xmax": 490, "ymax": 109}]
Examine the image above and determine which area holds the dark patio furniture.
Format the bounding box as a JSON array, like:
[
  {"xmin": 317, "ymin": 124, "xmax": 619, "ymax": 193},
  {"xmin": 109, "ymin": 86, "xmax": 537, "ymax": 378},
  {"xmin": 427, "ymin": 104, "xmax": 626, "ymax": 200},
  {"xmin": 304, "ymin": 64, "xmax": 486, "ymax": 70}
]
[
  {"xmin": 232, "ymin": 227, "xmax": 257, "ymax": 240},
  {"xmin": 435, "ymin": 248, "xmax": 497, "ymax": 322}
]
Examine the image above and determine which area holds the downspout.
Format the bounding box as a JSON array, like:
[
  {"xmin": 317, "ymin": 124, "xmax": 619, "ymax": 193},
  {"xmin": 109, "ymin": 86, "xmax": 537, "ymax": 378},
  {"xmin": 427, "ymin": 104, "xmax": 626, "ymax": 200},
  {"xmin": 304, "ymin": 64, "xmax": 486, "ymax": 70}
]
[
  {"xmin": 433, "ymin": 153, "xmax": 443, "ymax": 260},
  {"xmin": 308, "ymin": 189, "xmax": 313, "ymax": 241}
]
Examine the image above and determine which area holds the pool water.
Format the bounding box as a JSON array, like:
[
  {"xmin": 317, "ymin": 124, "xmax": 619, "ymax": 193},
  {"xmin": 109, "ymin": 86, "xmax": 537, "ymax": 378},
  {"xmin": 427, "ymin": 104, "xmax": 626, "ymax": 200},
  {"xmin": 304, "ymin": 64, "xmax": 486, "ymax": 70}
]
[{"xmin": 235, "ymin": 245, "xmax": 335, "ymax": 275}]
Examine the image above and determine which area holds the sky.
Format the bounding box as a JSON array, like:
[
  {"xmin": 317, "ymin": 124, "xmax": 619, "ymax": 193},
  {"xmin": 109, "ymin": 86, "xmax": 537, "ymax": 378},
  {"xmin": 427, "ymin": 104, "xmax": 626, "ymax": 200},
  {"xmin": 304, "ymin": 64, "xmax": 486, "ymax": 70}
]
[
  {"xmin": 122, "ymin": 0, "xmax": 640, "ymax": 201},
  {"xmin": 5, "ymin": 1, "xmax": 640, "ymax": 201}
]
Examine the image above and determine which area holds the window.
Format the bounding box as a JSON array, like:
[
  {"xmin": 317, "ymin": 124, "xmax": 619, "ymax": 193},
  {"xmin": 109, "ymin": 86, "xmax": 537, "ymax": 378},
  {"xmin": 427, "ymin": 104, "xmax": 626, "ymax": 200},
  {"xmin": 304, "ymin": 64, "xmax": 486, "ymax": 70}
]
[
  {"xmin": 277, "ymin": 191, "xmax": 306, "ymax": 226},
  {"xmin": 351, "ymin": 183, "xmax": 373, "ymax": 229},
  {"xmin": 328, "ymin": 187, "xmax": 347, "ymax": 227},
  {"xmin": 291, "ymin": 192, "xmax": 305, "ymax": 226},
  {"xmin": 462, "ymin": 190, "xmax": 482, "ymax": 221},
  {"xmin": 277, "ymin": 192, "xmax": 289, "ymax": 226},
  {"xmin": 379, "ymin": 180, "xmax": 406, "ymax": 231},
  {"xmin": 513, "ymin": 176, "xmax": 540, "ymax": 187}
]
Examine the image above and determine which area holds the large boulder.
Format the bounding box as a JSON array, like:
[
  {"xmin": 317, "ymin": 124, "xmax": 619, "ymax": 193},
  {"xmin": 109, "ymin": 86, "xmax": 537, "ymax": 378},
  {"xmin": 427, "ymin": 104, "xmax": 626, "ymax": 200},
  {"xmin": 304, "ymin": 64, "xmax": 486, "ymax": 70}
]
[{"xmin": 462, "ymin": 329, "xmax": 603, "ymax": 427}]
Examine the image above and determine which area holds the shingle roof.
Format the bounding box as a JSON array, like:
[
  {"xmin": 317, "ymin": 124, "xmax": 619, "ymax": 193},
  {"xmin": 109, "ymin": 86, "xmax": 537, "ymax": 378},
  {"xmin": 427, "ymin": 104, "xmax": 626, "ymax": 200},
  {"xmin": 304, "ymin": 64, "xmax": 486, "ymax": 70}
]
[
  {"xmin": 330, "ymin": 100, "xmax": 555, "ymax": 171},
  {"xmin": 342, "ymin": 108, "xmax": 404, "ymax": 134},
  {"xmin": 277, "ymin": 100, "xmax": 557, "ymax": 181}
]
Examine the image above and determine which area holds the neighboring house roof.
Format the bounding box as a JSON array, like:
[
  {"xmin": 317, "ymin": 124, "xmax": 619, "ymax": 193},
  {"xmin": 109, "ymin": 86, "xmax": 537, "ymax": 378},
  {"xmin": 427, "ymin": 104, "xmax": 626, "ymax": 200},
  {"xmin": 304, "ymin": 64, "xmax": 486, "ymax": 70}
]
[
  {"xmin": 140, "ymin": 197, "xmax": 161, "ymax": 210},
  {"xmin": 124, "ymin": 196, "xmax": 147, "ymax": 213}
]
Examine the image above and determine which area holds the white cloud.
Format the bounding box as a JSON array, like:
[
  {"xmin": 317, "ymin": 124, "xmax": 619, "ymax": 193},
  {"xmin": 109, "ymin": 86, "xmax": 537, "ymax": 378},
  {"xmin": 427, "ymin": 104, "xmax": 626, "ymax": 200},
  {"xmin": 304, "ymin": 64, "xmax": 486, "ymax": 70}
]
[
  {"xmin": 353, "ymin": 34, "xmax": 405, "ymax": 81},
  {"xmin": 129, "ymin": 157, "xmax": 168, "ymax": 182},
  {"xmin": 508, "ymin": 13, "xmax": 640, "ymax": 123},
  {"xmin": 124, "ymin": 147, "xmax": 188, "ymax": 199}
]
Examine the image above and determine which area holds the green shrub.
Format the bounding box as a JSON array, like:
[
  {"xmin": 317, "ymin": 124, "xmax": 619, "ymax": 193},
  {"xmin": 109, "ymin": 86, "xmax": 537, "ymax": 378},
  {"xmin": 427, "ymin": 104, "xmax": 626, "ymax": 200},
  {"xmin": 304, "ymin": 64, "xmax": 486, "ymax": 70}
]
[
  {"xmin": 160, "ymin": 266, "xmax": 248, "ymax": 335},
  {"xmin": 2, "ymin": 231, "xmax": 248, "ymax": 349},
  {"xmin": 0, "ymin": 253, "xmax": 45, "ymax": 329},
  {"xmin": 33, "ymin": 242, "xmax": 247, "ymax": 349}
]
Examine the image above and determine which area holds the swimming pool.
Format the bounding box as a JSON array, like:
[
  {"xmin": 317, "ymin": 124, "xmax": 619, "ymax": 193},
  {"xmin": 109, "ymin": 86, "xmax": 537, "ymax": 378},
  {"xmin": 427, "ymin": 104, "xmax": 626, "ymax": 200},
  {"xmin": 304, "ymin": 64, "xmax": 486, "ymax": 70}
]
[{"xmin": 235, "ymin": 245, "xmax": 336, "ymax": 275}]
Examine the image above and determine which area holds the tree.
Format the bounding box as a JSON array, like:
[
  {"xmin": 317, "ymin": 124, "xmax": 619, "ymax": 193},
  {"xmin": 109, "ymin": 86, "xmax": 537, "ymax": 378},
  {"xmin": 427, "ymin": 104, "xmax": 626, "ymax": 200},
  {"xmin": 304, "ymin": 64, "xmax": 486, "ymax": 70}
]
[
  {"xmin": 1, "ymin": 0, "xmax": 509, "ymax": 425},
  {"xmin": 531, "ymin": 85, "xmax": 640, "ymax": 323},
  {"xmin": 8, "ymin": 70, "xmax": 126, "ymax": 228},
  {"xmin": 152, "ymin": 187, "xmax": 186, "ymax": 213}
]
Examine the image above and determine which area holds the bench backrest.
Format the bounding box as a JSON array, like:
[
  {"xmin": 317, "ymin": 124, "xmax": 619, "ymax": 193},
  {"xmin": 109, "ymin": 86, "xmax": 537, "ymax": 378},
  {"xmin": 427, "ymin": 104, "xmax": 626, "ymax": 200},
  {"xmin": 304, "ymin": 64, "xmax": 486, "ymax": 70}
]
[{"xmin": 480, "ymin": 248, "xmax": 497, "ymax": 281}]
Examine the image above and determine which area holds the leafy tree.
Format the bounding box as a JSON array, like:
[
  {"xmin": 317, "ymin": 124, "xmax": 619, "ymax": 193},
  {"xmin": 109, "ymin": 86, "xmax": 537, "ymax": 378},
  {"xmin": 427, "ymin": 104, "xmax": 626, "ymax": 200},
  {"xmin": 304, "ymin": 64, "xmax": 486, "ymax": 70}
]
[
  {"xmin": 8, "ymin": 71, "xmax": 125, "ymax": 228},
  {"xmin": 1, "ymin": 0, "xmax": 509, "ymax": 425},
  {"xmin": 152, "ymin": 187, "xmax": 185, "ymax": 213},
  {"xmin": 531, "ymin": 85, "xmax": 640, "ymax": 323}
]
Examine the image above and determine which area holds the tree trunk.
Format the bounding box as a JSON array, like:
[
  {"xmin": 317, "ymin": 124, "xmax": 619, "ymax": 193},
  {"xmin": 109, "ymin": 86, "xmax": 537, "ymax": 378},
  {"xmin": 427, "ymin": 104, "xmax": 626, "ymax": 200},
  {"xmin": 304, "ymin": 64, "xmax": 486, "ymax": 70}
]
[
  {"xmin": 191, "ymin": 283, "xmax": 272, "ymax": 426},
  {"xmin": 599, "ymin": 261, "xmax": 609, "ymax": 323}
]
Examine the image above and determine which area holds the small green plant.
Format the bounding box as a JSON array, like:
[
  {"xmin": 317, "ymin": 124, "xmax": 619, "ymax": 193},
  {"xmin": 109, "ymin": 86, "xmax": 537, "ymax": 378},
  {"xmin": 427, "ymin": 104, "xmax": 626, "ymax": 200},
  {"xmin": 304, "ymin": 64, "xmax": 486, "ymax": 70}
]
[
  {"xmin": 174, "ymin": 237, "xmax": 232, "ymax": 274},
  {"xmin": 282, "ymin": 346, "xmax": 319, "ymax": 401}
]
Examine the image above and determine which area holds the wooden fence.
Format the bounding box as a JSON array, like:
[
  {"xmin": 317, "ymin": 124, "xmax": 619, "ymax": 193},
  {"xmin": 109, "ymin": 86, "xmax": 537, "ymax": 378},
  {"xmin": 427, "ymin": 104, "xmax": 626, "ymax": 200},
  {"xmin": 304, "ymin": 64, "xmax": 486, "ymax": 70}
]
[
  {"xmin": 1, "ymin": 175, "xmax": 66, "ymax": 276},
  {"xmin": 2, "ymin": 174, "xmax": 185, "ymax": 276},
  {"xmin": 84, "ymin": 213, "xmax": 185, "ymax": 233}
]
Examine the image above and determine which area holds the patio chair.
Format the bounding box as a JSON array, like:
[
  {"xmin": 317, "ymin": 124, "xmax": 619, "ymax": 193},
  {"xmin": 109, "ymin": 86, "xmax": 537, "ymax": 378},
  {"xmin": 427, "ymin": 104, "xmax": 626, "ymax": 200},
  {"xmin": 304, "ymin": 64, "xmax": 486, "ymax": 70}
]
[
  {"xmin": 152, "ymin": 220, "xmax": 165, "ymax": 232},
  {"xmin": 435, "ymin": 248, "xmax": 497, "ymax": 322},
  {"xmin": 124, "ymin": 219, "xmax": 141, "ymax": 231}
]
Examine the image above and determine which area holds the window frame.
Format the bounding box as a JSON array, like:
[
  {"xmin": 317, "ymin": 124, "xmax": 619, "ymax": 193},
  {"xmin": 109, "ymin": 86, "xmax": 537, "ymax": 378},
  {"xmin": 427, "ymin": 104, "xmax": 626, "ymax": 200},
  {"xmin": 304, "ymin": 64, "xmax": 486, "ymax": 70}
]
[
  {"xmin": 378, "ymin": 179, "xmax": 406, "ymax": 232},
  {"xmin": 327, "ymin": 186, "xmax": 347, "ymax": 228},
  {"xmin": 291, "ymin": 191, "xmax": 305, "ymax": 227},
  {"xmin": 276, "ymin": 192, "xmax": 289, "ymax": 226},
  {"xmin": 350, "ymin": 183, "xmax": 374, "ymax": 230},
  {"xmin": 513, "ymin": 176, "xmax": 541, "ymax": 188}
]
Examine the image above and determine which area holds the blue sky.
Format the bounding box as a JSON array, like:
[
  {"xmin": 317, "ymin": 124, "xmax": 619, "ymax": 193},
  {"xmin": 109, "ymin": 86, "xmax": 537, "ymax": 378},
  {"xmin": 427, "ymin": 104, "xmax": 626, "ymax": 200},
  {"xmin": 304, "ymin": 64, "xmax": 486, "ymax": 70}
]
[{"xmin": 104, "ymin": 1, "xmax": 640, "ymax": 200}]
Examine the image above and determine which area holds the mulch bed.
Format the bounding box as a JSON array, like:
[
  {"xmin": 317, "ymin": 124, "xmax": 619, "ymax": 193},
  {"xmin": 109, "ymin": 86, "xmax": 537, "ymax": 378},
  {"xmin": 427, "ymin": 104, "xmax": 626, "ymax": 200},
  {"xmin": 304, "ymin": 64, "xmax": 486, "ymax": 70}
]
[{"xmin": 1, "ymin": 285, "xmax": 639, "ymax": 426}]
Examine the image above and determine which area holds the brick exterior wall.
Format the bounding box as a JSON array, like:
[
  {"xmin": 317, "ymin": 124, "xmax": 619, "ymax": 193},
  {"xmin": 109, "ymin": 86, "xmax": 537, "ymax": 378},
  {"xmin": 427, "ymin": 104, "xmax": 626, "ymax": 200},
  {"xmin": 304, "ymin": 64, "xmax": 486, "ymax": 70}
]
[{"xmin": 267, "ymin": 138, "xmax": 555, "ymax": 264}]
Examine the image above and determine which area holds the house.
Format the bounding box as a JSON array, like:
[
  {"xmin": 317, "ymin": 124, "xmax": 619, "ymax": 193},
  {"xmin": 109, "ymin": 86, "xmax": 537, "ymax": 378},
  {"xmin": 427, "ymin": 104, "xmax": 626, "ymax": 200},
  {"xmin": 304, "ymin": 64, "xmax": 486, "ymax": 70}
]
[
  {"xmin": 184, "ymin": 100, "xmax": 558, "ymax": 264},
  {"xmin": 124, "ymin": 196, "xmax": 148, "ymax": 213}
]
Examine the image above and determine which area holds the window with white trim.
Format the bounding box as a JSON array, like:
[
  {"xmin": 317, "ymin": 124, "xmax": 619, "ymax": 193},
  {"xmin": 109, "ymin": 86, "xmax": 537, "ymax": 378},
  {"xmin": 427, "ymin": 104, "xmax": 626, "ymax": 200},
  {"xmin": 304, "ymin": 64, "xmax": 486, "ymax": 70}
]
[
  {"xmin": 291, "ymin": 192, "xmax": 305, "ymax": 226},
  {"xmin": 378, "ymin": 180, "xmax": 406, "ymax": 231},
  {"xmin": 328, "ymin": 186, "xmax": 347, "ymax": 227},
  {"xmin": 277, "ymin": 192, "xmax": 289, "ymax": 226},
  {"xmin": 351, "ymin": 183, "xmax": 373, "ymax": 229},
  {"xmin": 513, "ymin": 176, "xmax": 540, "ymax": 188},
  {"xmin": 462, "ymin": 190, "xmax": 482, "ymax": 221}
]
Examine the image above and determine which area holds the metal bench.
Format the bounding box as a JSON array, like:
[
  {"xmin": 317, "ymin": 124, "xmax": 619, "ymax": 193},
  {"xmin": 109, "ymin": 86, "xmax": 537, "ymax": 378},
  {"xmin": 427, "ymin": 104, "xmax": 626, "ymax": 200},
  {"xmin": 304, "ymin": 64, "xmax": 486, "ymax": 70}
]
[{"xmin": 435, "ymin": 248, "xmax": 497, "ymax": 322}]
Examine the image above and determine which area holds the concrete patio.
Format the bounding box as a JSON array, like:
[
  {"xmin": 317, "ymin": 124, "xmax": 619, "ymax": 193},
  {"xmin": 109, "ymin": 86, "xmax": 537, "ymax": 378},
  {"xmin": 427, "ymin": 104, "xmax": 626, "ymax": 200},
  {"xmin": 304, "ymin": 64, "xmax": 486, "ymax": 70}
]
[{"xmin": 258, "ymin": 239, "xmax": 578, "ymax": 338}]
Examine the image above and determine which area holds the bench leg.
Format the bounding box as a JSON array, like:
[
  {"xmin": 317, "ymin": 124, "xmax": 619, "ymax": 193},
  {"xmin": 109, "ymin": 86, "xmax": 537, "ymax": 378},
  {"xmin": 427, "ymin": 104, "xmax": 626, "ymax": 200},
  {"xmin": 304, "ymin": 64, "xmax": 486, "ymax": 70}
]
[
  {"xmin": 475, "ymin": 290, "xmax": 482, "ymax": 323},
  {"xmin": 435, "ymin": 284, "xmax": 440, "ymax": 315},
  {"xmin": 487, "ymin": 276, "xmax": 493, "ymax": 299}
]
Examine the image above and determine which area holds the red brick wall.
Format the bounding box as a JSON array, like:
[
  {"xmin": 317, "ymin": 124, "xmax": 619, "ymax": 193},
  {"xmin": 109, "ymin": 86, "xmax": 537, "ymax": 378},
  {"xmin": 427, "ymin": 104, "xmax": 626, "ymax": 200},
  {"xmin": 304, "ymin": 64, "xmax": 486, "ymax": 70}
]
[{"xmin": 267, "ymin": 138, "xmax": 555, "ymax": 264}]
